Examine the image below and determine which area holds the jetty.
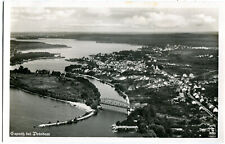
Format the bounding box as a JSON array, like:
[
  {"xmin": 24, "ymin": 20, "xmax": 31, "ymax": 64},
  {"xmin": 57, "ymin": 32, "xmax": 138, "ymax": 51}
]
[{"xmin": 38, "ymin": 111, "xmax": 95, "ymax": 128}]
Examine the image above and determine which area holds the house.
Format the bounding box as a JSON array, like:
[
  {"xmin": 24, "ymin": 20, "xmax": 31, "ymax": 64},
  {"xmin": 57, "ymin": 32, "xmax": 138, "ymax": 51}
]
[
  {"xmin": 119, "ymin": 76, "xmax": 127, "ymax": 80},
  {"xmin": 183, "ymin": 73, "xmax": 188, "ymax": 78},
  {"xmin": 192, "ymin": 101, "xmax": 197, "ymax": 105},
  {"xmin": 128, "ymin": 85, "xmax": 135, "ymax": 91},
  {"xmin": 189, "ymin": 73, "xmax": 195, "ymax": 79},
  {"xmin": 200, "ymin": 98, "xmax": 204, "ymax": 103},
  {"xmin": 213, "ymin": 107, "xmax": 218, "ymax": 113},
  {"xmin": 214, "ymin": 97, "xmax": 218, "ymax": 102},
  {"xmin": 84, "ymin": 69, "xmax": 90, "ymax": 73},
  {"xmin": 179, "ymin": 92, "xmax": 185, "ymax": 97},
  {"xmin": 208, "ymin": 103, "xmax": 215, "ymax": 109}
]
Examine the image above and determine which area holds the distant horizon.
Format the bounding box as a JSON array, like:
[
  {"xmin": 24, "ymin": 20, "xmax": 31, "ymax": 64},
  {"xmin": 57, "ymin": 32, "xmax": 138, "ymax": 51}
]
[{"xmin": 11, "ymin": 8, "xmax": 218, "ymax": 33}]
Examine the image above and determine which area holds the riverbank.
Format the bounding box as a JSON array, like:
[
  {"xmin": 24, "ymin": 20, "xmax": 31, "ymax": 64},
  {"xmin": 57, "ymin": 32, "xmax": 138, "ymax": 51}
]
[
  {"xmin": 10, "ymin": 67, "xmax": 101, "ymax": 128},
  {"xmin": 10, "ymin": 85, "xmax": 93, "ymax": 113},
  {"xmin": 10, "ymin": 52, "xmax": 64, "ymax": 66},
  {"xmin": 10, "ymin": 67, "xmax": 101, "ymax": 109},
  {"xmin": 66, "ymin": 72, "xmax": 130, "ymax": 105}
]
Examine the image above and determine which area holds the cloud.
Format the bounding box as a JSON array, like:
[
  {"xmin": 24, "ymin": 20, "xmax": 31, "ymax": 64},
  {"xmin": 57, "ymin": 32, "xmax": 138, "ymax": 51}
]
[
  {"xmin": 187, "ymin": 14, "xmax": 216, "ymax": 28},
  {"xmin": 147, "ymin": 12, "xmax": 186, "ymax": 28},
  {"xmin": 124, "ymin": 15, "xmax": 149, "ymax": 26},
  {"xmin": 85, "ymin": 8, "xmax": 111, "ymax": 17},
  {"xmin": 123, "ymin": 12, "xmax": 186, "ymax": 28},
  {"xmin": 189, "ymin": 14, "xmax": 216, "ymax": 27},
  {"xmin": 195, "ymin": 14, "xmax": 216, "ymax": 23},
  {"xmin": 10, "ymin": 7, "xmax": 218, "ymax": 33},
  {"xmin": 11, "ymin": 8, "xmax": 76, "ymax": 21}
]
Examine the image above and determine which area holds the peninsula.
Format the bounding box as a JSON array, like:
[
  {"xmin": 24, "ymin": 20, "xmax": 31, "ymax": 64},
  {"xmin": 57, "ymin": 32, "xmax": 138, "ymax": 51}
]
[
  {"xmin": 10, "ymin": 40, "xmax": 69, "ymax": 65},
  {"xmin": 10, "ymin": 66, "xmax": 101, "ymax": 109}
]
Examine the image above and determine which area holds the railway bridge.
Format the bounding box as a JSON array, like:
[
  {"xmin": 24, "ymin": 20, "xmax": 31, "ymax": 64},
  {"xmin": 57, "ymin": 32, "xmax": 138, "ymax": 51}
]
[{"xmin": 100, "ymin": 98, "xmax": 130, "ymax": 114}]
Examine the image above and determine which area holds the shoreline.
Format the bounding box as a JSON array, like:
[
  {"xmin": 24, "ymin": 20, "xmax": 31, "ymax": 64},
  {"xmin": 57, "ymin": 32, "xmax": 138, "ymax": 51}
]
[
  {"xmin": 10, "ymin": 55, "xmax": 65, "ymax": 66},
  {"xmin": 78, "ymin": 73, "xmax": 130, "ymax": 105},
  {"xmin": 10, "ymin": 85, "xmax": 93, "ymax": 113}
]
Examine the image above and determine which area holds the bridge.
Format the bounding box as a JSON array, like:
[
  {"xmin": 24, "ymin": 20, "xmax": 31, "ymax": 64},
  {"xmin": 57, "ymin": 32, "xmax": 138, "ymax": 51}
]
[
  {"xmin": 66, "ymin": 72, "xmax": 131, "ymax": 114},
  {"xmin": 100, "ymin": 98, "xmax": 130, "ymax": 114}
]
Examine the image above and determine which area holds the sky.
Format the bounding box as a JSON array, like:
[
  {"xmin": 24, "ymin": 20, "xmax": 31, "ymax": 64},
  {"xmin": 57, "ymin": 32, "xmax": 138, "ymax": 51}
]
[{"xmin": 11, "ymin": 7, "xmax": 218, "ymax": 33}]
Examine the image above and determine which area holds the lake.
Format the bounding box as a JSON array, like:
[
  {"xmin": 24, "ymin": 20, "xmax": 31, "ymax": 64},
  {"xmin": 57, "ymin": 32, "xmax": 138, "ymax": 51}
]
[
  {"xmin": 11, "ymin": 38, "xmax": 139, "ymax": 72},
  {"xmin": 10, "ymin": 38, "xmax": 140, "ymax": 137},
  {"xmin": 10, "ymin": 88, "xmax": 129, "ymax": 137}
]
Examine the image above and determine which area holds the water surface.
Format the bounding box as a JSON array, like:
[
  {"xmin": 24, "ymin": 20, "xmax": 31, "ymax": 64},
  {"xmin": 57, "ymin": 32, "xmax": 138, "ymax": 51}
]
[
  {"xmin": 11, "ymin": 38, "xmax": 139, "ymax": 72},
  {"xmin": 10, "ymin": 38, "xmax": 139, "ymax": 136}
]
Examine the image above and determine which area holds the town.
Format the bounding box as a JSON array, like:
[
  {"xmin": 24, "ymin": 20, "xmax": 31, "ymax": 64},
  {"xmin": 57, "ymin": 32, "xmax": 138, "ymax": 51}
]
[{"xmin": 65, "ymin": 44, "xmax": 218, "ymax": 137}]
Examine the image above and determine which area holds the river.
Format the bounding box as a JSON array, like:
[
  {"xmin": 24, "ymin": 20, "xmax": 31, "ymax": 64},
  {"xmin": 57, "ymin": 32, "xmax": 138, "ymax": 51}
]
[{"xmin": 10, "ymin": 38, "xmax": 140, "ymax": 137}]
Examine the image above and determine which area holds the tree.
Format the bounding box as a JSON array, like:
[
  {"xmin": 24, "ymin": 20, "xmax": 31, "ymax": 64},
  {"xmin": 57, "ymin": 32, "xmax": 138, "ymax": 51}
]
[
  {"xmin": 142, "ymin": 105, "xmax": 156, "ymax": 124},
  {"xmin": 115, "ymin": 84, "xmax": 125, "ymax": 92},
  {"xmin": 14, "ymin": 66, "xmax": 31, "ymax": 74},
  {"xmin": 51, "ymin": 71, "xmax": 61, "ymax": 77},
  {"xmin": 90, "ymin": 100, "xmax": 98, "ymax": 109},
  {"xmin": 87, "ymin": 71, "xmax": 95, "ymax": 76},
  {"xmin": 81, "ymin": 92, "xmax": 88, "ymax": 99},
  {"xmin": 85, "ymin": 98, "xmax": 92, "ymax": 106},
  {"xmin": 116, "ymin": 121, "xmax": 121, "ymax": 126},
  {"xmin": 189, "ymin": 117, "xmax": 201, "ymax": 125},
  {"xmin": 143, "ymin": 129, "xmax": 157, "ymax": 137},
  {"xmin": 200, "ymin": 131, "xmax": 209, "ymax": 138},
  {"xmin": 149, "ymin": 124, "xmax": 166, "ymax": 137},
  {"xmin": 138, "ymin": 122, "xmax": 148, "ymax": 134}
]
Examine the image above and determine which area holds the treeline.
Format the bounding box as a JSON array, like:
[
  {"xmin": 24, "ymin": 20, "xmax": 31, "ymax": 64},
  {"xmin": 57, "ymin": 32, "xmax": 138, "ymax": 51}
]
[
  {"xmin": 65, "ymin": 64, "xmax": 82, "ymax": 72},
  {"xmin": 116, "ymin": 104, "xmax": 173, "ymax": 137},
  {"xmin": 12, "ymin": 32, "xmax": 218, "ymax": 47},
  {"xmin": 11, "ymin": 66, "xmax": 31, "ymax": 74},
  {"xmin": 10, "ymin": 52, "xmax": 55, "ymax": 65},
  {"xmin": 65, "ymin": 73, "xmax": 101, "ymax": 109},
  {"xmin": 11, "ymin": 40, "xmax": 69, "ymax": 50}
]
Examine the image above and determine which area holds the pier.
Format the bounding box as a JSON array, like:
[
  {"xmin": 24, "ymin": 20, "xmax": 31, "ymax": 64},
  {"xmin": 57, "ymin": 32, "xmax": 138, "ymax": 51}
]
[{"xmin": 38, "ymin": 111, "xmax": 95, "ymax": 128}]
